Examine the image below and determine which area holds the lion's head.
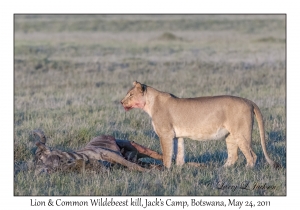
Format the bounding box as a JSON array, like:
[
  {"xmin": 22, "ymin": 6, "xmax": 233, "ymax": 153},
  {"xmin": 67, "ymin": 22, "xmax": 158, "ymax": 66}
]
[{"xmin": 120, "ymin": 81, "xmax": 147, "ymax": 111}]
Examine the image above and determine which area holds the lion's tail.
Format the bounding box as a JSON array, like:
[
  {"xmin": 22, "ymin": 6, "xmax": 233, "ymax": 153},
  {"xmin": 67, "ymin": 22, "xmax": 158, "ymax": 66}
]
[{"xmin": 253, "ymin": 102, "xmax": 280, "ymax": 169}]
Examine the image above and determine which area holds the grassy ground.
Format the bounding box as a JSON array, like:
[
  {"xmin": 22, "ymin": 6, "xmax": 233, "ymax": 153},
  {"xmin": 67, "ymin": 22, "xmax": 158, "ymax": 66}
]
[{"xmin": 14, "ymin": 14, "xmax": 286, "ymax": 196}]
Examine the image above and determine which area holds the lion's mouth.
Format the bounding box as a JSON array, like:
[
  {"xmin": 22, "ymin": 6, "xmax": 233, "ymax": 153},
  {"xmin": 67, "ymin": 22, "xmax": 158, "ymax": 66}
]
[{"xmin": 123, "ymin": 106, "xmax": 132, "ymax": 111}]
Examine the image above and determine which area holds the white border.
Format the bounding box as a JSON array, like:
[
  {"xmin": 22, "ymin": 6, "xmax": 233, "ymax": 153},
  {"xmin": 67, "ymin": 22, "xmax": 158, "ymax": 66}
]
[{"xmin": 3, "ymin": 0, "xmax": 297, "ymax": 208}]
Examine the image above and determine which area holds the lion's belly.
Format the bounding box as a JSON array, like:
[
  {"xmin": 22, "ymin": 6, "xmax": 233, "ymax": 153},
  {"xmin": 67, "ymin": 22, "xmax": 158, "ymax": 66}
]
[{"xmin": 173, "ymin": 126, "xmax": 229, "ymax": 141}]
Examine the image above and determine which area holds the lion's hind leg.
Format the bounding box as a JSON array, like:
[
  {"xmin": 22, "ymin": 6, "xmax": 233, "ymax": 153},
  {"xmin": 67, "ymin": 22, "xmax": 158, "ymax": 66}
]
[
  {"xmin": 238, "ymin": 141, "xmax": 257, "ymax": 168},
  {"xmin": 223, "ymin": 135, "xmax": 238, "ymax": 167},
  {"xmin": 234, "ymin": 131, "xmax": 257, "ymax": 168}
]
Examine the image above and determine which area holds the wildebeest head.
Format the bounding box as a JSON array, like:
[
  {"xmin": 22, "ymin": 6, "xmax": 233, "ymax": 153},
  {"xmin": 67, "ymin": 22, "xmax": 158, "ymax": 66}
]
[{"xmin": 33, "ymin": 130, "xmax": 87, "ymax": 175}]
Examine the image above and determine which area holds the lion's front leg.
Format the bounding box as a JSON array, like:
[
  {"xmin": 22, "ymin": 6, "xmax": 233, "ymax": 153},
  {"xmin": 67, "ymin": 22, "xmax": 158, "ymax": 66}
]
[
  {"xmin": 159, "ymin": 135, "xmax": 174, "ymax": 168},
  {"xmin": 175, "ymin": 137, "xmax": 185, "ymax": 166}
]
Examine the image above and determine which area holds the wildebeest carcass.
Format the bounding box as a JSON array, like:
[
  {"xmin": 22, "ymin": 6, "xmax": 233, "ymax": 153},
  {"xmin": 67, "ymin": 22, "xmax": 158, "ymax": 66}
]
[{"xmin": 32, "ymin": 130, "xmax": 163, "ymax": 174}]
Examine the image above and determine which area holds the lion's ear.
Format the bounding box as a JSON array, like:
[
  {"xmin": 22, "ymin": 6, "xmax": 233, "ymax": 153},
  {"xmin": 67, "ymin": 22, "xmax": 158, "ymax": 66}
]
[
  {"xmin": 141, "ymin": 84, "xmax": 147, "ymax": 92},
  {"xmin": 137, "ymin": 84, "xmax": 147, "ymax": 93},
  {"xmin": 133, "ymin": 81, "xmax": 145, "ymax": 92}
]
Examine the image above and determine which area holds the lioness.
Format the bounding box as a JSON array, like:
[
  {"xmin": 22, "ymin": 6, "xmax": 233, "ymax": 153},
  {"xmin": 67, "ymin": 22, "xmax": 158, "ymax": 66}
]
[{"xmin": 121, "ymin": 81, "xmax": 279, "ymax": 169}]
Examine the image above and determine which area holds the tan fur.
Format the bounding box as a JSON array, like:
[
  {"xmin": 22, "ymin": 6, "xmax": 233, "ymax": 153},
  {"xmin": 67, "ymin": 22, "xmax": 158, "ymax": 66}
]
[{"xmin": 121, "ymin": 81, "xmax": 279, "ymax": 169}]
